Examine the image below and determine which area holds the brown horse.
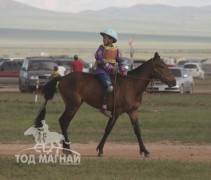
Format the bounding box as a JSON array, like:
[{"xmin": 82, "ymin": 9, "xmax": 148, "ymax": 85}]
[{"xmin": 34, "ymin": 52, "xmax": 176, "ymax": 157}]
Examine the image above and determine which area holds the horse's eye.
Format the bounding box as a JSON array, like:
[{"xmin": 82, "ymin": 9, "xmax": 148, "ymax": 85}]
[{"xmin": 157, "ymin": 64, "xmax": 164, "ymax": 69}]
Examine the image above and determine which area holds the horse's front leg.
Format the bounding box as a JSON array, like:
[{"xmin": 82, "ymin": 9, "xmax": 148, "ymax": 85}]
[
  {"xmin": 97, "ymin": 116, "xmax": 118, "ymax": 157},
  {"xmin": 129, "ymin": 110, "xmax": 150, "ymax": 157}
]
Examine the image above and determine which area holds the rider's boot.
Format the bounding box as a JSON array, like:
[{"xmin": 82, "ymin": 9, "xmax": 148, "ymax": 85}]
[{"xmin": 100, "ymin": 92, "xmax": 112, "ymax": 118}]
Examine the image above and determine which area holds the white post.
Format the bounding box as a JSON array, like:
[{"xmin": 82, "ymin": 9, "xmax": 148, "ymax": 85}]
[{"xmin": 35, "ymin": 78, "xmax": 39, "ymax": 103}]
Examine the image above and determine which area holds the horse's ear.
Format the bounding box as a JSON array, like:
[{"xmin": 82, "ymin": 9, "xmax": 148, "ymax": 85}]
[{"xmin": 154, "ymin": 52, "xmax": 160, "ymax": 60}]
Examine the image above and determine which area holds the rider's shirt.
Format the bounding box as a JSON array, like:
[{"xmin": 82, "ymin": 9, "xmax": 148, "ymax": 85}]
[
  {"xmin": 94, "ymin": 45, "xmax": 126, "ymax": 74},
  {"xmin": 103, "ymin": 45, "xmax": 117, "ymax": 64}
]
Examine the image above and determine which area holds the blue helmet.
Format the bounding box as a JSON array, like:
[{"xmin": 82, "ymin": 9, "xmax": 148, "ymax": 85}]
[{"xmin": 100, "ymin": 29, "xmax": 118, "ymax": 43}]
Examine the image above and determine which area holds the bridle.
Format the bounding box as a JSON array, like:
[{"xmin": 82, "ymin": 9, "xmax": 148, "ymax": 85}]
[
  {"xmin": 112, "ymin": 58, "xmax": 169, "ymax": 118},
  {"xmin": 151, "ymin": 58, "xmax": 171, "ymax": 81},
  {"xmin": 126, "ymin": 58, "xmax": 168, "ymax": 81},
  {"xmin": 151, "ymin": 58, "xmax": 164, "ymax": 80}
]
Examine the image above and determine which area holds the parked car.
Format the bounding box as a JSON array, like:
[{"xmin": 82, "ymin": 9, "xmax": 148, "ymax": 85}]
[
  {"xmin": 147, "ymin": 67, "xmax": 194, "ymax": 94},
  {"xmin": 19, "ymin": 57, "xmax": 58, "ymax": 92},
  {"xmin": 183, "ymin": 63, "xmax": 205, "ymax": 80},
  {"xmin": 0, "ymin": 58, "xmax": 9, "ymax": 63},
  {"xmin": 177, "ymin": 60, "xmax": 190, "ymax": 68},
  {"xmin": 0, "ymin": 58, "xmax": 24, "ymax": 78},
  {"xmin": 55, "ymin": 57, "xmax": 74, "ymax": 74},
  {"xmin": 201, "ymin": 59, "xmax": 211, "ymax": 76}
]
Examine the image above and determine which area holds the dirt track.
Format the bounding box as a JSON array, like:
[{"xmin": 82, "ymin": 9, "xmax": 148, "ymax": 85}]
[{"xmin": 1, "ymin": 142, "xmax": 211, "ymax": 162}]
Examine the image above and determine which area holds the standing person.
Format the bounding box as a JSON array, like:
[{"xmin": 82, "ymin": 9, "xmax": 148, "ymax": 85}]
[
  {"xmin": 52, "ymin": 66, "xmax": 61, "ymax": 77},
  {"xmin": 57, "ymin": 62, "xmax": 66, "ymax": 76},
  {"xmin": 94, "ymin": 29, "xmax": 127, "ymax": 118},
  {"xmin": 71, "ymin": 55, "xmax": 83, "ymax": 72}
]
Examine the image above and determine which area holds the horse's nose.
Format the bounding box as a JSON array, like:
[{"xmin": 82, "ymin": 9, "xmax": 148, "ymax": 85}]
[{"xmin": 169, "ymin": 79, "xmax": 176, "ymax": 87}]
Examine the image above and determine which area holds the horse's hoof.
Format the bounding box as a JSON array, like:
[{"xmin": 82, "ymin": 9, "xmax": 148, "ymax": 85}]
[
  {"xmin": 98, "ymin": 152, "xmax": 103, "ymax": 157},
  {"xmin": 140, "ymin": 150, "xmax": 150, "ymax": 157},
  {"xmin": 63, "ymin": 149, "xmax": 73, "ymax": 156},
  {"xmin": 144, "ymin": 153, "xmax": 150, "ymax": 158}
]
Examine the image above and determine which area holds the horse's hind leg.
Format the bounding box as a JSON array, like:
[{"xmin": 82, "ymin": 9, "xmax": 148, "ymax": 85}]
[{"xmin": 59, "ymin": 102, "xmax": 81, "ymax": 154}]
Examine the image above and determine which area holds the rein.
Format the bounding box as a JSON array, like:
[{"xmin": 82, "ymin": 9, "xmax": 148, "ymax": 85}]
[
  {"xmin": 111, "ymin": 57, "xmax": 168, "ymax": 117},
  {"xmin": 113, "ymin": 71, "xmax": 117, "ymax": 120},
  {"xmin": 125, "ymin": 58, "xmax": 157, "ymax": 81},
  {"xmin": 127, "ymin": 74, "xmax": 151, "ymax": 81}
]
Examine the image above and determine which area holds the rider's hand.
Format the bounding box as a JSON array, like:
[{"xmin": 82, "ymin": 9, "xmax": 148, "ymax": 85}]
[
  {"xmin": 121, "ymin": 71, "xmax": 127, "ymax": 77},
  {"xmin": 112, "ymin": 66, "xmax": 117, "ymax": 73}
]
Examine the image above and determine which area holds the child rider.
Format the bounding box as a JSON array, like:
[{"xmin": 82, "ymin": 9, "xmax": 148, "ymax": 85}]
[{"xmin": 94, "ymin": 29, "xmax": 127, "ymax": 118}]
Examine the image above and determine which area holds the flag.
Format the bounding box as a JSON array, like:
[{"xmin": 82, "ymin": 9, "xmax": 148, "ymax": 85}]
[{"xmin": 129, "ymin": 35, "xmax": 134, "ymax": 48}]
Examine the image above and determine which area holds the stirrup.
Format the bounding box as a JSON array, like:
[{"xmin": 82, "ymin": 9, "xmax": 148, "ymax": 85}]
[{"xmin": 100, "ymin": 108, "xmax": 112, "ymax": 118}]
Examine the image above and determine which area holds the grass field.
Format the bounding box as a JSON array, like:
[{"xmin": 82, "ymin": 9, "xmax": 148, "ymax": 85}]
[
  {"xmin": 0, "ymin": 92, "xmax": 210, "ymax": 144},
  {"xmin": 0, "ymin": 156, "xmax": 210, "ymax": 180},
  {"xmin": 0, "ymin": 91, "xmax": 211, "ymax": 179}
]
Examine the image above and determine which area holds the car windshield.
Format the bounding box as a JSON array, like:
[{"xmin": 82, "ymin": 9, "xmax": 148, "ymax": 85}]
[
  {"xmin": 170, "ymin": 69, "xmax": 181, "ymax": 77},
  {"xmin": 28, "ymin": 61, "xmax": 57, "ymax": 70},
  {"xmin": 0, "ymin": 61, "xmax": 3, "ymax": 66},
  {"xmin": 184, "ymin": 64, "xmax": 197, "ymax": 69}
]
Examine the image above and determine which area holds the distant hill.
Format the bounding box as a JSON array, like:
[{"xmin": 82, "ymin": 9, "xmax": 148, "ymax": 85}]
[{"xmin": 0, "ymin": 0, "xmax": 211, "ymax": 37}]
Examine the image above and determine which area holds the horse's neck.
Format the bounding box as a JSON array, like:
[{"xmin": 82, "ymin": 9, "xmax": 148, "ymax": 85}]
[
  {"xmin": 128, "ymin": 60, "xmax": 152, "ymax": 80},
  {"xmin": 128, "ymin": 61, "xmax": 152, "ymax": 93}
]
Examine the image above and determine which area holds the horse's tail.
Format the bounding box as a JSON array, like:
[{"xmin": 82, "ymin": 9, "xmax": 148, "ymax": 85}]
[{"xmin": 34, "ymin": 76, "xmax": 62, "ymax": 128}]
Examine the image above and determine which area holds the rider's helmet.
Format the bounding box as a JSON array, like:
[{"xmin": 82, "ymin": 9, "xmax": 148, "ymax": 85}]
[{"xmin": 100, "ymin": 29, "xmax": 118, "ymax": 43}]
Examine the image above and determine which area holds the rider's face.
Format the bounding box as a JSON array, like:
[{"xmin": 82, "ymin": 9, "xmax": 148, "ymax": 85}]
[{"xmin": 103, "ymin": 35, "xmax": 113, "ymax": 45}]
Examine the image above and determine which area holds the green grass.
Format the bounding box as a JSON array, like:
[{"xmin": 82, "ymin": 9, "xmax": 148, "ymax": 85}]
[
  {"xmin": 0, "ymin": 92, "xmax": 210, "ymax": 179},
  {"xmin": 0, "ymin": 156, "xmax": 210, "ymax": 180},
  {"xmin": 0, "ymin": 92, "xmax": 210, "ymax": 144}
]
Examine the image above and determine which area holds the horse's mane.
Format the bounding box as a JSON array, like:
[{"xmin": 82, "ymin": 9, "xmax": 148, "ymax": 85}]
[{"xmin": 127, "ymin": 59, "xmax": 151, "ymax": 76}]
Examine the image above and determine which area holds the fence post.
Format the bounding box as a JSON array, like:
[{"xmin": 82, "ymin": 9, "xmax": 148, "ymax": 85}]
[{"xmin": 35, "ymin": 78, "xmax": 39, "ymax": 103}]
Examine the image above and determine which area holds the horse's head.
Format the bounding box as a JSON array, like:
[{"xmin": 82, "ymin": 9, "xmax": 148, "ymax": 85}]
[
  {"xmin": 151, "ymin": 52, "xmax": 176, "ymax": 87},
  {"xmin": 24, "ymin": 126, "xmax": 37, "ymax": 136}
]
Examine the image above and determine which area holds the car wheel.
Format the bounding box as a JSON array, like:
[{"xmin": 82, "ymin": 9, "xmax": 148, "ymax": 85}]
[
  {"xmin": 19, "ymin": 85, "xmax": 27, "ymax": 93},
  {"xmin": 188, "ymin": 84, "xmax": 193, "ymax": 94},
  {"xmin": 180, "ymin": 85, "xmax": 184, "ymax": 94},
  {"xmin": 19, "ymin": 80, "xmax": 26, "ymax": 93}
]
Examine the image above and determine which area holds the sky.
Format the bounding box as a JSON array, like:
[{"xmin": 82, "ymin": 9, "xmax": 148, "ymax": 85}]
[{"xmin": 13, "ymin": 0, "xmax": 211, "ymax": 13}]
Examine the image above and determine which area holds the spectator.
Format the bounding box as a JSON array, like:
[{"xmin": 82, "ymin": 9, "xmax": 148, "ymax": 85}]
[
  {"xmin": 52, "ymin": 66, "xmax": 61, "ymax": 77},
  {"xmin": 57, "ymin": 62, "xmax": 66, "ymax": 76},
  {"xmin": 71, "ymin": 55, "xmax": 83, "ymax": 72}
]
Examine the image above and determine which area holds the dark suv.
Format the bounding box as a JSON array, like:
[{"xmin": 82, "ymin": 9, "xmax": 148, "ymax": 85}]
[{"xmin": 19, "ymin": 57, "xmax": 58, "ymax": 92}]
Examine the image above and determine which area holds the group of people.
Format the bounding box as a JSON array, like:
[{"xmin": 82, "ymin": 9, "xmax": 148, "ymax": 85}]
[
  {"xmin": 52, "ymin": 28, "xmax": 127, "ymax": 118},
  {"xmin": 52, "ymin": 55, "xmax": 83, "ymax": 77}
]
